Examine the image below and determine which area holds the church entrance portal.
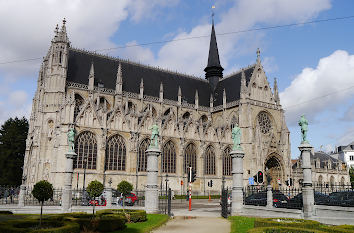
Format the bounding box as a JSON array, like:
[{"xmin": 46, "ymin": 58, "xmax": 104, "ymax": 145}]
[{"xmin": 265, "ymin": 156, "xmax": 283, "ymax": 189}]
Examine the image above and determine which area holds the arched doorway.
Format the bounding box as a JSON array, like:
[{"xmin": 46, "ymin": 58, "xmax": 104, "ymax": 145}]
[{"xmin": 264, "ymin": 155, "xmax": 283, "ymax": 189}]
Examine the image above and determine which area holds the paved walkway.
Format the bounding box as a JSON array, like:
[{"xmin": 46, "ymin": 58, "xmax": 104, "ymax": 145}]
[{"xmin": 152, "ymin": 216, "xmax": 230, "ymax": 233}]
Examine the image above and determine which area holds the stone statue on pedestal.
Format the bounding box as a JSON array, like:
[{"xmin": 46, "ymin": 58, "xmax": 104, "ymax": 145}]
[
  {"xmin": 298, "ymin": 115, "xmax": 308, "ymax": 143},
  {"xmin": 149, "ymin": 124, "xmax": 159, "ymax": 149},
  {"xmin": 231, "ymin": 125, "xmax": 241, "ymax": 150},
  {"xmin": 67, "ymin": 128, "xmax": 75, "ymax": 152}
]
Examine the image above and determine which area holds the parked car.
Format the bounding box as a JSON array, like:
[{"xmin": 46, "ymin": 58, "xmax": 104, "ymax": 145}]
[
  {"xmin": 328, "ymin": 191, "xmax": 354, "ymax": 207},
  {"xmin": 88, "ymin": 195, "xmax": 107, "ymax": 206},
  {"xmin": 244, "ymin": 191, "xmax": 288, "ymax": 208},
  {"xmin": 287, "ymin": 192, "xmax": 329, "ymax": 209},
  {"xmin": 116, "ymin": 193, "xmax": 138, "ymax": 206}
]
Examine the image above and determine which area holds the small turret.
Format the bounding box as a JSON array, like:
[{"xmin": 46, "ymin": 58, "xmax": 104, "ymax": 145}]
[
  {"xmin": 178, "ymin": 86, "xmax": 182, "ymax": 106},
  {"xmin": 204, "ymin": 21, "xmax": 223, "ymax": 92},
  {"xmin": 88, "ymin": 62, "xmax": 95, "ymax": 90},
  {"xmin": 240, "ymin": 69, "xmax": 247, "ymax": 98},
  {"xmin": 115, "ymin": 63, "xmax": 122, "ymax": 95},
  {"xmin": 195, "ymin": 90, "xmax": 199, "ymax": 109},
  {"xmin": 139, "ymin": 78, "xmax": 144, "ymax": 99},
  {"xmin": 159, "ymin": 82, "xmax": 164, "ymax": 102},
  {"xmin": 274, "ymin": 78, "xmax": 280, "ymax": 104}
]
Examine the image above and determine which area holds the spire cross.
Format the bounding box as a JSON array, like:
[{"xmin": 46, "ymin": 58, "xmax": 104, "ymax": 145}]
[
  {"xmin": 211, "ymin": 5, "xmax": 215, "ymax": 24},
  {"xmin": 256, "ymin": 48, "xmax": 260, "ymax": 62}
]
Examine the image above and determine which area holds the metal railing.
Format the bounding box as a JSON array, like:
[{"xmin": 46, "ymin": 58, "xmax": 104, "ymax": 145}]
[
  {"xmin": 0, "ymin": 186, "xmax": 20, "ymax": 205},
  {"xmin": 24, "ymin": 188, "xmax": 62, "ymax": 206}
]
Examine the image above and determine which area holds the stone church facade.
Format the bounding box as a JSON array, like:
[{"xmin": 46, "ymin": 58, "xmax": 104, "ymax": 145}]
[{"xmin": 23, "ymin": 20, "xmax": 291, "ymax": 193}]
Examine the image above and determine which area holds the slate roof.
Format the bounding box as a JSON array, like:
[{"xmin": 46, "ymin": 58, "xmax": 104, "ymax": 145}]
[
  {"xmin": 206, "ymin": 23, "xmax": 222, "ymax": 69},
  {"xmin": 292, "ymin": 151, "xmax": 344, "ymax": 169},
  {"xmin": 66, "ymin": 48, "xmax": 255, "ymax": 108}
]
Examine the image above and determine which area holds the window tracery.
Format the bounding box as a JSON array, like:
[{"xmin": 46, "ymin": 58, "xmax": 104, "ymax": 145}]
[
  {"xmin": 258, "ymin": 112, "xmax": 272, "ymax": 134},
  {"xmin": 162, "ymin": 141, "xmax": 176, "ymax": 173},
  {"xmin": 74, "ymin": 94, "xmax": 84, "ymax": 120},
  {"xmin": 105, "ymin": 134, "xmax": 126, "ymax": 171},
  {"xmin": 205, "ymin": 146, "xmax": 215, "ymax": 175},
  {"xmin": 138, "ymin": 138, "xmax": 150, "ymax": 172},
  {"xmin": 184, "ymin": 143, "xmax": 197, "ymax": 174},
  {"xmin": 74, "ymin": 131, "xmax": 97, "ymax": 169},
  {"xmin": 222, "ymin": 147, "xmax": 232, "ymax": 176}
]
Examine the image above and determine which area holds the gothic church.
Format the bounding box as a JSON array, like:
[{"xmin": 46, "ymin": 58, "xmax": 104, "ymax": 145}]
[{"xmin": 23, "ymin": 19, "xmax": 291, "ymax": 193}]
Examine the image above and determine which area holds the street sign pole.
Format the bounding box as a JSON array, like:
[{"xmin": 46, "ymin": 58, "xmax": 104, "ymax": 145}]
[{"xmin": 189, "ymin": 167, "xmax": 192, "ymax": 211}]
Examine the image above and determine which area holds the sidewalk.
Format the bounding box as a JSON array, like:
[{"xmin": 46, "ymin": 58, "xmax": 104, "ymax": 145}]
[{"xmin": 152, "ymin": 216, "xmax": 230, "ymax": 233}]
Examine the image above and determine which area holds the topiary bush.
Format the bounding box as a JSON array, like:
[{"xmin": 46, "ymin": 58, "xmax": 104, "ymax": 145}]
[
  {"xmin": 0, "ymin": 219, "xmax": 79, "ymax": 233},
  {"xmin": 96, "ymin": 209, "xmax": 146, "ymax": 222},
  {"xmin": 254, "ymin": 218, "xmax": 321, "ymax": 230},
  {"xmin": 86, "ymin": 180, "xmax": 104, "ymax": 215},
  {"xmin": 248, "ymin": 226, "xmax": 327, "ymax": 233},
  {"xmin": 31, "ymin": 180, "xmax": 54, "ymax": 227},
  {"xmin": 96, "ymin": 214, "xmax": 126, "ymax": 232}
]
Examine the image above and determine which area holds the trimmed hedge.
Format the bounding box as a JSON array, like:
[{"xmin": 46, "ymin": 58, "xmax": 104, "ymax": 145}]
[
  {"xmin": 0, "ymin": 219, "xmax": 80, "ymax": 233},
  {"xmin": 248, "ymin": 226, "xmax": 327, "ymax": 233},
  {"xmin": 0, "ymin": 211, "xmax": 13, "ymax": 215},
  {"xmin": 97, "ymin": 214, "xmax": 126, "ymax": 232},
  {"xmin": 96, "ymin": 209, "xmax": 147, "ymax": 223},
  {"xmin": 254, "ymin": 218, "xmax": 322, "ymax": 230}
]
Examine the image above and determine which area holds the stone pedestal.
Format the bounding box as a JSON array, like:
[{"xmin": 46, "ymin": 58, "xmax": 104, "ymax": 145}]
[
  {"xmin": 299, "ymin": 142, "xmax": 314, "ymax": 218},
  {"xmin": 18, "ymin": 184, "xmax": 26, "ymax": 207},
  {"xmin": 62, "ymin": 151, "xmax": 77, "ymax": 212},
  {"xmin": 266, "ymin": 185, "xmax": 273, "ymax": 208},
  {"xmin": 105, "ymin": 188, "xmax": 113, "ymax": 207},
  {"xmin": 145, "ymin": 148, "xmax": 161, "ymax": 214},
  {"xmin": 231, "ymin": 149, "xmax": 245, "ymax": 215}
]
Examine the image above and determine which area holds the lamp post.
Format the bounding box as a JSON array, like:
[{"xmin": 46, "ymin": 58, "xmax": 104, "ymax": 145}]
[
  {"xmin": 82, "ymin": 155, "xmax": 87, "ymax": 201},
  {"xmin": 165, "ymin": 174, "xmax": 169, "ymax": 214}
]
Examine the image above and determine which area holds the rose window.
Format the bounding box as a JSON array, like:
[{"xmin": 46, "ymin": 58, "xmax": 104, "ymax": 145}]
[{"xmin": 258, "ymin": 112, "xmax": 272, "ymax": 134}]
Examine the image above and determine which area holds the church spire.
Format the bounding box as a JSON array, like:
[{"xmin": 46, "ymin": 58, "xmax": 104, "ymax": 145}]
[{"xmin": 204, "ymin": 20, "xmax": 223, "ymax": 92}]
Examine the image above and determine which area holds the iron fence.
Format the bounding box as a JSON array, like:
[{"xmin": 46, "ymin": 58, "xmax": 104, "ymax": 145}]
[
  {"xmin": 24, "ymin": 188, "xmax": 62, "ymax": 206},
  {"xmin": 0, "ymin": 186, "xmax": 20, "ymax": 205},
  {"xmin": 314, "ymin": 185, "xmax": 354, "ymax": 207}
]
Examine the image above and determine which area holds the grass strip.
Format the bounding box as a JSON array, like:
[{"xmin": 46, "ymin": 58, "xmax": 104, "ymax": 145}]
[
  {"xmin": 114, "ymin": 214, "xmax": 169, "ymax": 233},
  {"xmin": 229, "ymin": 216, "xmax": 255, "ymax": 233}
]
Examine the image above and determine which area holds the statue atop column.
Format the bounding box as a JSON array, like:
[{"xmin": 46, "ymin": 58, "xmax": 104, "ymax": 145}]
[
  {"xmin": 67, "ymin": 127, "xmax": 76, "ymax": 152},
  {"xmin": 298, "ymin": 115, "xmax": 309, "ymax": 143},
  {"xmin": 149, "ymin": 124, "xmax": 159, "ymax": 149},
  {"xmin": 231, "ymin": 124, "xmax": 241, "ymax": 151}
]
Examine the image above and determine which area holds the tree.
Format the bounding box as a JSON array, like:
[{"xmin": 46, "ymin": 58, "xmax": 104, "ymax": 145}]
[
  {"xmin": 349, "ymin": 167, "xmax": 354, "ymax": 188},
  {"xmin": 0, "ymin": 117, "xmax": 28, "ymax": 185},
  {"xmin": 32, "ymin": 180, "xmax": 53, "ymax": 227},
  {"xmin": 86, "ymin": 180, "xmax": 104, "ymax": 215},
  {"xmin": 117, "ymin": 180, "xmax": 133, "ymax": 209}
]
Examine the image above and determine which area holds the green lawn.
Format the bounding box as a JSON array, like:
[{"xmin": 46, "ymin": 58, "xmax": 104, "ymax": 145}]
[
  {"xmin": 113, "ymin": 214, "xmax": 169, "ymax": 233},
  {"xmin": 229, "ymin": 216, "xmax": 255, "ymax": 233}
]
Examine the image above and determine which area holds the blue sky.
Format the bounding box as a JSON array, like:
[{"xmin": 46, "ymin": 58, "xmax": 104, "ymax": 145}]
[{"xmin": 0, "ymin": 0, "xmax": 353, "ymax": 158}]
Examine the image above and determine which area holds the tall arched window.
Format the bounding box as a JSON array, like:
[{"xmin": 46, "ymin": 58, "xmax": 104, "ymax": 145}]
[
  {"xmin": 74, "ymin": 131, "xmax": 97, "ymax": 169},
  {"xmin": 105, "ymin": 134, "xmax": 126, "ymax": 171},
  {"xmin": 162, "ymin": 141, "xmax": 176, "ymax": 173},
  {"xmin": 184, "ymin": 143, "xmax": 197, "ymax": 174},
  {"xmin": 223, "ymin": 147, "xmax": 232, "ymax": 176},
  {"xmin": 138, "ymin": 138, "xmax": 150, "ymax": 172},
  {"xmin": 74, "ymin": 94, "xmax": 84, "ymax": 120},
  {"xmin": 205, "ymin": 146, "xmax": 215, "ymax": 175}
]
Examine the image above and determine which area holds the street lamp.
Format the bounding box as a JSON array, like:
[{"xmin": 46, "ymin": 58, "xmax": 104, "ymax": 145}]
[
  {"xmin": 165, "ymin": 174, "xmax": 169, "ymax": 214},
  {"xmin": 82, "ymin": 155, "xmax": 87, "ymax": 201}
]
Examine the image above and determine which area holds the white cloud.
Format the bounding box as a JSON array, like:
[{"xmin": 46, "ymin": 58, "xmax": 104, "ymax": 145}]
[
  {"xmin": 128, "ymin": 0, "xmax": 179, "ymax": 22},
  {"xmin": 9, "ymin": 90, "xmax": 28, "ymax": 107},
  {"xmin": 337, "ymin": 127, "xmax": 354, "ymax": 146},
  {"xmin": 128, "ymin": 0, "xmax": 331, "ymax": 76},
  {"xmin": 341, "ymin": 103, "xmax": 354, "ymax": 121},
  {"xmin": 280, "ymin": 50, "xmax": 354, "ymax": 125}
]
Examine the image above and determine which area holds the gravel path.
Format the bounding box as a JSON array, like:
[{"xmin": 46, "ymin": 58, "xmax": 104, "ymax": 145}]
[{"xmin": 152, "ymin": 216, "xmax": 230, "ymax": 233}]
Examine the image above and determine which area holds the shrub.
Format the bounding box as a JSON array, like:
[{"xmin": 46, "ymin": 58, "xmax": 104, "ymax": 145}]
[
  {"xmin": 254, "ymin": 218, "xmax": 321, "ymax": 229},
  {"xmin": 0, "ymin": 219, "xmax": 79, "ymax": 233},
  {"xmin": 86, "ymin": 180, "xmax": 104, "ymax": 215},
  {"xmin": 97, "ymin": 214, "xmax": 126, "ymax": 232},
  {"xmin": 31, "ymin": 180, "xmax": 53, "ymax": 227},
  {"xmin": 96, "ymin": 209, "xmax": 146, "ymax": 222},
  {"xmin": 0, "ymin": 211, "xmax": 13, "ymax": 215},
  {"xmin": 248, "ymin": 226, "xmax": 326, "ymax": 233}
]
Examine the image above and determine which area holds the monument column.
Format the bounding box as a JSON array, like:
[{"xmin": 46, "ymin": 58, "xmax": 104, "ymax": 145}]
[
  {"xmin": 298, "ymin": 115, "xmax": 314, "ymax": 218},
  {"xmin": 62, "ymin": 127, "xmax": 77, "ymax": 212},
  {"xmin": 231, "ymin": 125, "xmax": 244, "ymax": 215},
  {"xmin": 18, "ymin": 177, "xmax": 27, "ymax": 207},
  {"xmin": 145, "ymin": 124, "xmax": 161, "ymax": 214}
]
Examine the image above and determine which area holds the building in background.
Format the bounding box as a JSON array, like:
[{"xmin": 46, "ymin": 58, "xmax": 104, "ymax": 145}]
[
  {"xmin": 334, "ymin": 142, "xmax": 354, "ymax": 169},
  {"xmin": 23, "ymin": 19, "xmax": 291, "ymax": 193},
  {"xmin": 292, "ymin": 150, "xmax": 350, "ymax": 188}
]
